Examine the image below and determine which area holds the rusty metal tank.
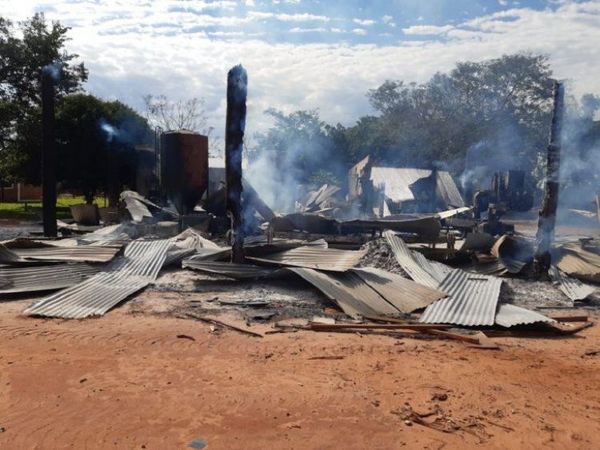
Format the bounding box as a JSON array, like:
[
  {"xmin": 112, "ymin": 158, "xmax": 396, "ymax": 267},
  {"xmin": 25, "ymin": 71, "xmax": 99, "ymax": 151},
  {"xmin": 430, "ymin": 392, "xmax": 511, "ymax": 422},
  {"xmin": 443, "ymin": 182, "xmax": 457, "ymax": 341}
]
[{"xmin": 160, "ymin": 130, "xmax": 208, "ymax": 214}]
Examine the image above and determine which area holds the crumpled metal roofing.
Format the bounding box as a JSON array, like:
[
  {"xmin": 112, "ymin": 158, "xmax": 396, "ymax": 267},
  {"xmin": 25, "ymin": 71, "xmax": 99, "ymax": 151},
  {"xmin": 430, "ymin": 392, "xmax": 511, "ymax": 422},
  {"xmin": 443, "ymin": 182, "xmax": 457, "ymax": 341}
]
[
  {"xmin": 554, "ymin": 243, "xmax": 600, "ymax": 283},
  {"xmin": 0, "ymin": 243, "xmax": 25, "ymax": 263},
  {"xmin": 494, "ymin": 303, "xmax": 554, "ymax": 328},
  {"xmin": 370, "ymin": 167, "xmax": 431, "ymax": 203},
  {"xmin": 120, "ymin": 190, "xmax": 157, "ymax": 222},
  {"xmin": 369, "ymin": 167, "xmax": 465, "ymax": 208},
  {"xmin": 23, "ymin": 239, "xmax": 172, "ymax": 319},
  {"xmin": 491, "ymin": 235, "xmax": 533, "ymax": 274},
  {"xmin": 183, "ymin": 260, "xmax": 285, "ymax": 279},
  {"xmin": 436, "ymin": 206, "xmax": 471, "ymax": 220},
  {"xmin": 435, "ymin": 171, "xmax": 465, "ymax": 208},
  {"xmin": 411, "ymin": 252, "xmax": 452, "ymax": 283},
  {"xmin": 353, "ymin": 267, "xmax": 446, "ymax": 313},
  {"xmin": 383, "ymin": 230, "xmax": 440, "ymax": 289},
  {"xmin": 549, "ymin": 265, "xmax": 596, "ymax": 302},
  {"xmin": 6, "ymin": 245, "xmax": 121, "ymax": 263},
  {"xmin": 420, "ymin": 269, "xmax": 502, "ymax": 326},
  {"xmin": 0, "ymin": 264, "xmax": 99, "ymax": 294},
  {"xmin": 247, "ymin": 246, "xmax": 365, "ymax": 272},
  {"xmin": 290, "ymin": 267, "xmax": 392, "ymax": 318}
]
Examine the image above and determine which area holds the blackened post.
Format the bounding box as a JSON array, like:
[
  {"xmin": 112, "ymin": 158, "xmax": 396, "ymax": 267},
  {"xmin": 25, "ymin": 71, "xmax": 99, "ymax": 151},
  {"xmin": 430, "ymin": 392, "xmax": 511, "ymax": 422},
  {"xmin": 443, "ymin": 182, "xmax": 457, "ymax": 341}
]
[
  {"xmin": 41, "ymin": 68, "xmax": 57, "ymax": 237},
  {"xmin": 225, "ymin": 64, "xmax": 247, "ymax": 263},
  {"xmin": 534, "ymin": 80, "xmax": 564, "ymax": 277}
]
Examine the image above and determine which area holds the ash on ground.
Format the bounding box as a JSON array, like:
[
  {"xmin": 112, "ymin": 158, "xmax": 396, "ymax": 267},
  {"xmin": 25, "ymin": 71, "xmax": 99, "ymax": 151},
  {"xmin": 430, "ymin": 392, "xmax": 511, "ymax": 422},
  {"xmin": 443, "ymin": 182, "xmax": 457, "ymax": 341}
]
[
  {"xmin": 136, "ymin": 267, "xmax": 336, "ymax": 324},
  {"xmin": 358, "ymin": 238, "xmax": 408, "ymax": 276}
]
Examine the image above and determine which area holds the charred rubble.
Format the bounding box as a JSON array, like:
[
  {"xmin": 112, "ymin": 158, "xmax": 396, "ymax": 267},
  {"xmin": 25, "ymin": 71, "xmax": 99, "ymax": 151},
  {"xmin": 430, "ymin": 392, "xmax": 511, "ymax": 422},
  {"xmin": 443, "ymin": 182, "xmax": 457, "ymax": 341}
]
[{"xmin": 2, "ymin": 72, "xmax": 599, "ymax": 345}]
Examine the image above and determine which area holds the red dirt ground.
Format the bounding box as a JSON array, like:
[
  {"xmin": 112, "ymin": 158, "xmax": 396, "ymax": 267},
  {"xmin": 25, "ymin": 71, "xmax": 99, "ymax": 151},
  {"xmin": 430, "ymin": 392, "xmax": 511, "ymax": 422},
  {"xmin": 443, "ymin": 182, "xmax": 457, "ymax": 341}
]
[{"xmin": 1, "ymin": 297, "xmax": 599, "ymax": 450}]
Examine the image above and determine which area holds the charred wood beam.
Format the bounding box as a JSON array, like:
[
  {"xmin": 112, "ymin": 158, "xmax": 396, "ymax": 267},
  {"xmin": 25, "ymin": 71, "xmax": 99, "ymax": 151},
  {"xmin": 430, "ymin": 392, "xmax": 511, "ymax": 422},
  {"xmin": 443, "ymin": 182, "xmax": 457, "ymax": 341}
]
[
  {"xmin": 41, "ymin": 67, "xmax": 57, "ymax": 237},
  {"xmin": 534, "ymin": 80, "xmax": 564, "ymax": 277},
  {"xmin": 225, "ymin": 65, "xmax": 247, "ymax": 263}
]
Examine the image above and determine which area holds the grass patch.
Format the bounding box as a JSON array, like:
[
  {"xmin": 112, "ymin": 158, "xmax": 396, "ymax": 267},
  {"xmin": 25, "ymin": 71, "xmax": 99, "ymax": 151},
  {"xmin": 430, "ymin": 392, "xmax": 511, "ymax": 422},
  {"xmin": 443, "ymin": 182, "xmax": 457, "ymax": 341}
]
[{"xmin": 0, "ymin": 195, "xmax": 108, "ymax": 221}]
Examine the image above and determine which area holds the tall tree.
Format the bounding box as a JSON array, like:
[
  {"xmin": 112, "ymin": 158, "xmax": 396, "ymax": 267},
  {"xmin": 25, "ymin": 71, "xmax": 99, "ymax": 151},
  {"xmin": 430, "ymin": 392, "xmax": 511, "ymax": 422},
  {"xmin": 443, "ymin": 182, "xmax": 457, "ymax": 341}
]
[
  {"xmin": 56, "ymin": 94, "xmax": 152, "ymax": 203},
  {"xmin": 0, "ymin": 13, "xmax": 87, "ymax": 183}
]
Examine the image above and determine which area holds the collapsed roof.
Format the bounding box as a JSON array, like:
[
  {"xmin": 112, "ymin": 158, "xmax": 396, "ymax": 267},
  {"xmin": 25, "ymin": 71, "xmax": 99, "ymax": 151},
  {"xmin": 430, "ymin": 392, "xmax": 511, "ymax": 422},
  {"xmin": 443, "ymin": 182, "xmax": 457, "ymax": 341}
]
[{"xmin": 349, "ymin": 156, "xmax": 465, "ymax": 215}]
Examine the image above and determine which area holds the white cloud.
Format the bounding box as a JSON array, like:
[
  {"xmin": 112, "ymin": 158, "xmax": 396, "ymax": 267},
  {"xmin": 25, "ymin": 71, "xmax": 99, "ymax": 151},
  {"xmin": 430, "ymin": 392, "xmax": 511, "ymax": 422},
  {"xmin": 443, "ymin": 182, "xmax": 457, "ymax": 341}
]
[
  {"xmin": 1, "ymin": 0, "xmax": 599, "ymax": 148},
  {"xmin": 352, "ymin": 28, "xmax": 367, "ymax": 35},
  {"xmin": 353, "ymin": 18, "xmax": 376, "ymax": 26},
  {"xmin": 289, "ymin": 27, "xmax": 327, "ymax": 33},
  {"xmin": 249, "ymin": 11, "xmax": 330, "ymax": 22},
  {"xmin": 402, "ymin": 24, "xmax": 454, "ymax": 35}
]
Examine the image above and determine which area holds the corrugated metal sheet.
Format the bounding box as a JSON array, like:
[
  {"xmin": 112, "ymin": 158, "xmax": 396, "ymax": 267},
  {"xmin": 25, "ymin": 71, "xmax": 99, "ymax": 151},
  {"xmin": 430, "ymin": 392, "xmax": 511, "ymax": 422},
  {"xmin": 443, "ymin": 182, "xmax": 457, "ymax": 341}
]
[
  {"xmin": 494, "ymin": 303, "xmax": 554, "ymax": 328},
  {"xmin": 0, "ymin": 243, "xmax": 26, "ymax": 263},
  {"xmin": 182, "ymin": 260, "xmax": 285, "ymax": 279},
  {"xmin": 120, "ymin": 190, "xmax": 156, "ymax": 222},
  {"xmin": 549, "ymin": 266, "xmax": 596, "ymax": 301},
  {"xmin": 23, "ymin": 239, "xmax": 172, "ymax": 319},
  {"xmin": 463, "ymin": 260, "xmax": 508, "ymax": 277},
  {"xmin": 341, "ymin": 216, "xmax": 441, "ymax": 239},
  {"xmin": 555, "ymin": 243, "xmax": 600, "ymax": 283},
  {"xmin": 185, "ymin": 247, "xmax": 232, "ymax": 262},
  {"xmin": 290, "ymin": 267, "xmax": 392, "ymax": 318},
  {"xmin": 0, "ymin": 264, "xmax": 98, "ymax": 294},
  {"xmin": 383, "ymin": 231, "xmax": 440, "ymax": 289},
  {"xmin": 491, "ymin": 235, "xmax": 533, "ymax": 274},
  {"xmin": 411, "ymin": 252, "xmax": 452, "ymax": 283},
  {"xmin": 435, "ymin": 171, "xmax": 465, "ymax": 207},
  {"xmin": 247, "ymin": 246, "xmax": 365, "ymax": 272},
  {"xmin": 353, "ymin": 267, "xmax": 446, "ymax": 313},
  {"xmin": 436, "ymin": 206, "xmax": 471, "ymax": 220},
  {"xmin": 9, "ymin": 245, "xmax": 121, "ymax": 263},
  {"xmin": 420, "ymin": 269, "xmax": 502, "ymax": 326},
  {"xmin": 370, "ymin": 167, "xmax": 431, "ymax": 203}
]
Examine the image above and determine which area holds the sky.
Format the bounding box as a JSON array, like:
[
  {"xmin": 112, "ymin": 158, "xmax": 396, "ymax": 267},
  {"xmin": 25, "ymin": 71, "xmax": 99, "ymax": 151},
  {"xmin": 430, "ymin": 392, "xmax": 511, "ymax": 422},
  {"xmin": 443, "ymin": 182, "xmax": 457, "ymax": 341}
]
[{"xmin": 2, "ymin": 0, "xmax": 600, "ymax": 147}]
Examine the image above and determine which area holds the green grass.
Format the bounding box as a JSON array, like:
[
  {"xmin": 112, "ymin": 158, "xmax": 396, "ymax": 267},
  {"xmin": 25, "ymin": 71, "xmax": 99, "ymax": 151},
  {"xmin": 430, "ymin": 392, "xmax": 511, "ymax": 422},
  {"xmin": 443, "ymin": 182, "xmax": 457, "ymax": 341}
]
[{"xmin": 0, "ymin": 195, "xmax": 108, "ymax": 221}]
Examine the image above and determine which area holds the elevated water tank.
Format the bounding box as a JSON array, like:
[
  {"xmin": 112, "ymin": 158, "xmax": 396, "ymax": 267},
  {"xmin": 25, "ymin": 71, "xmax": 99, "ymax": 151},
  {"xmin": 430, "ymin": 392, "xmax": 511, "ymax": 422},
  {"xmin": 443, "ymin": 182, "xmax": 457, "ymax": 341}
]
[{"xmin": 160, "ymin": 130, "xmax": 208, "ymax": 214}]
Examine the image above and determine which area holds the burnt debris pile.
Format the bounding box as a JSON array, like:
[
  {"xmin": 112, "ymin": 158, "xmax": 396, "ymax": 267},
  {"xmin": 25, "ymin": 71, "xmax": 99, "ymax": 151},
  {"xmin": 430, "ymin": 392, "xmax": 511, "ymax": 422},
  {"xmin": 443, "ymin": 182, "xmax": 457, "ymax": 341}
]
[{"xmin": 3, "ymin": 71, "xmax": 599, "ymax": 346}]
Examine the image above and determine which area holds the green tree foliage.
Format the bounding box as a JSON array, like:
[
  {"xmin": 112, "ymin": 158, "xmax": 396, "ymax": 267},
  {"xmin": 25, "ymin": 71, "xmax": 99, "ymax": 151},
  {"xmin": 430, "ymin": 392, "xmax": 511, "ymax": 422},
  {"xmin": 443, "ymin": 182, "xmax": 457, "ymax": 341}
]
[
  {"xmin": 253, "ymin": 108, "xmax": 341, "ymax": 184},
  {"xmin": 255, "ymin": 53, "xmax": 558, "ymax": 192},
  {"xmin": 56, "ymin": 94, "xmax": 152, "ymax": 202},
  {"xmin": 0, "ymin": 13, "xmax": 87, "ymax": 183},
  {"xmin": 362, "ymin": 53, "xmax": 554, "ymax": 172}
]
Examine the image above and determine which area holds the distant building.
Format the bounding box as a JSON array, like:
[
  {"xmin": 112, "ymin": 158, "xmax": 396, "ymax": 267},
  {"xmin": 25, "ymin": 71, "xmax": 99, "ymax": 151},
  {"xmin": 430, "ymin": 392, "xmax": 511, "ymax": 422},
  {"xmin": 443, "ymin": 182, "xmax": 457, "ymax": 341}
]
[{"xmin": 0, "ymin": 183, "xmax": 43, "ymax": 202}]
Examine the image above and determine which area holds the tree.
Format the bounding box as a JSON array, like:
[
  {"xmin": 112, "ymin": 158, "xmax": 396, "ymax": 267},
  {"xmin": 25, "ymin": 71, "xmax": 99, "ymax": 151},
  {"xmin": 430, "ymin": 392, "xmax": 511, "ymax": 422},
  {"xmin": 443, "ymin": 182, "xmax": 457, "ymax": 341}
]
[
  {"xmin": 364, "ymin": 53, "xmax": 554, "ymax": 173},
  {"xmin": 56, "ymin": 94, "xmax": 152, "ymax": 203},
  {"xmin": 0, "ymin": 13, "xmax": 87, "ymax": 183},
  {"xmin": 143, "ymin": 94, "xmax": 224, "ymax": 154}
]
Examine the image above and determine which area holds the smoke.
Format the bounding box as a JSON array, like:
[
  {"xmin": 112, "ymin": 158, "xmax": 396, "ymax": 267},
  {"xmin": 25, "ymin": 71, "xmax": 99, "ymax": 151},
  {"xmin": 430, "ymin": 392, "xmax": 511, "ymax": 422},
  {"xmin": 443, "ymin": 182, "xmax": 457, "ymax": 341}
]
[
  {"xmin": 555, "ymin": 99, "xmax": 600, "ymax": 218},
  {"xmin": 457, "ymin": 120, "xmax": 534, "ymax": 200},
  {"xmin": 42, "ymin": 63, "xmax": 61, "ymax": 82},
  {"xmin": 245, "ymin": 109, "xmax": 344, "ymax": 213},
  {"xmin": 100, "ymin": 120, "xmax": 119, "ymax": 142}
]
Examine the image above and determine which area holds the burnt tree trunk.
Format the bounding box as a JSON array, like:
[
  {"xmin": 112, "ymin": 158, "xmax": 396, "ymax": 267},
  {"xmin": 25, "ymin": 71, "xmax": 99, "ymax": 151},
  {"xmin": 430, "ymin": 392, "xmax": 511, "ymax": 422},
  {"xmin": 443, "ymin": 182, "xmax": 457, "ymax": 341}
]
[
  {"xmin": 41, "ymin": 68, "xmax": 57, "ymax": 237},
  {"xmin": 225, "ymin": 65, "xmax": 247, "ymax": 263},
  {"xmin": 534, "ymin": 80, "xmax": 564, "ymax": 277}
]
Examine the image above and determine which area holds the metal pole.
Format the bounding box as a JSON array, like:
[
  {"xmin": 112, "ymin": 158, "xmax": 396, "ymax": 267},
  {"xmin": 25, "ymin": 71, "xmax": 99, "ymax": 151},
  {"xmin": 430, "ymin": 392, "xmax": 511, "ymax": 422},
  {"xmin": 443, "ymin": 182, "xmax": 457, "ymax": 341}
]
[
  {"xmin": 41, "ymin": 68, "xmax": 57, "ymax": 237},
  {"xmin": 534, "ymin": 80, "xmax": 564, "ymax": 277},
  {"xmin": 225, "ymin": 64, "xmax": 247, "ymax": 263}
]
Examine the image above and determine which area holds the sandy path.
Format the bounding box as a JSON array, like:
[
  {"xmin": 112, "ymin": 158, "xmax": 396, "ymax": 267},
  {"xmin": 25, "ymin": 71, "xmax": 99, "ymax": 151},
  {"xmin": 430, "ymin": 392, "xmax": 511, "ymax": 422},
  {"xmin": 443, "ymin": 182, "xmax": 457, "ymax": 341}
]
[{"xmin": 1, "ymin": 297, "xmax": 599, "ymax": 450}]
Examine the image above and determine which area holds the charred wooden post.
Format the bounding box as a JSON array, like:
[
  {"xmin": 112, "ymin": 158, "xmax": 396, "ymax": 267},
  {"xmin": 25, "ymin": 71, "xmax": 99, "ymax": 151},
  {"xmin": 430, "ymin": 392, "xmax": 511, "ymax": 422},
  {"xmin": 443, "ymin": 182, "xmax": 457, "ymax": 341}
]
[
  {"xmin": 41, "ymin": 67, "xmax": 57, "ymax": 237},
  {"xmin": 534, "ymin": 80, "xmax": 564, "ymax": 277},
  {"xmin": 225, "ymin": 65, "xmax": 247, "ymax": 263}
]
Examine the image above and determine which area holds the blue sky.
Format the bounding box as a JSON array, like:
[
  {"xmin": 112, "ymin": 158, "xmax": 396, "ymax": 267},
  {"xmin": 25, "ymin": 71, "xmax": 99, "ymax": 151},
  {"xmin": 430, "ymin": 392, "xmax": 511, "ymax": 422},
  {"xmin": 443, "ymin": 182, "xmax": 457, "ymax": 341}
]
[{"xmin": 3, "ymin": 0, "xmax": 600, "ymax": 149}]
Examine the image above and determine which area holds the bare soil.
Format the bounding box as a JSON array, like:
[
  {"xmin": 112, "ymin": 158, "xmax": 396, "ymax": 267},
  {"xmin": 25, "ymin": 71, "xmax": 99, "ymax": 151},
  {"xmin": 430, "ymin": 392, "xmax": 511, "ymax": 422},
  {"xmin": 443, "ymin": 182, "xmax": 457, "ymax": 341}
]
[
  {"xmin": 1, "ymin": 217, "xmax": 599, "ymax": 449},
  {"xmin": 1, "ymin": 292, "xmax": 599, "ymax": 450}
]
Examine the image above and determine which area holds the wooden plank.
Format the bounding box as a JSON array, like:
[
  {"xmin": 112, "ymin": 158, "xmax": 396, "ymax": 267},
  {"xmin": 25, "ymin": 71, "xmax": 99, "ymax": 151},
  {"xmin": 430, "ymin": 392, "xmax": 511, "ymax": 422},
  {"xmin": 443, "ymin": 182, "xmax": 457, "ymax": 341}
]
[{"xmin": 309, "ymin": 322, "xmax": 454, "ymax": 332}]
